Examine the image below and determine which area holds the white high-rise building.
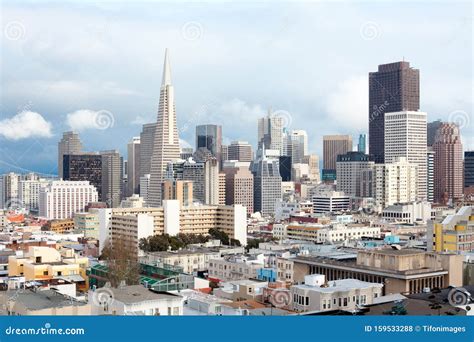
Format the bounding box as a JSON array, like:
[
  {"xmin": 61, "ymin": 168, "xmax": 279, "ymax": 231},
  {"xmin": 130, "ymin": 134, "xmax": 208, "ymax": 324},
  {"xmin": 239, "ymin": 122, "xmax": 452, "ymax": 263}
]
[
  {"xmin": 39, "ymin": 181, "xmax": 98, "ymax": 219},
  {"xmin": 2, "ymin": 172, "xmax": 20, "ymax": 208},
  {"xmin": 374, "ymin": 157, "xmax": 418, "ymax": 209},
  {"xmin": 127, "ymin": 137, "xmax": 141, "ymax": 196},
  {"xmin": 258, "ymin": 110, "xmax": 284, "ymax": 155},
  {"xmin": 384, "ymin": 111, "xmax": 427, "ymax": 200},
  {"xmin": 19, "ymin": 178, "xmax": 51, "ymax": 212},
  {"xmin": 148, "ymin": 49, "xmax": 181, "ymax": 207},
  {"xmin": 140, "ymin": 174, "xmax": 151, "ymax": 205},
  {"xmin": 289, "ymin": 130, "xmax": 308, "ymax": 163}
]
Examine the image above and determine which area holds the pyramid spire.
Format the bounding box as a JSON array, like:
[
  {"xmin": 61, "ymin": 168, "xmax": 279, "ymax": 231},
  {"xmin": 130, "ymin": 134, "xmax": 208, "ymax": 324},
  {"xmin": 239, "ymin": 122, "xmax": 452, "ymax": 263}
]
[{"xmin": 162, "ymin": 48, "xmax": 172, "ymax": 86}]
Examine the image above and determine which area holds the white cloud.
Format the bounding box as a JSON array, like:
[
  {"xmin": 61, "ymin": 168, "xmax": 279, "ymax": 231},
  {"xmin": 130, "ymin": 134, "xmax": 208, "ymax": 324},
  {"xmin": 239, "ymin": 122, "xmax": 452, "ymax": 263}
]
[
  {"xmin": 0, "ymin": 111, "xmax": 53, "ymax": 140},
  {"xmin": 325, "ymin": 76, "xmax": 368, "ymax": 132},
  {"xmin": 66, "ymin": 109, "xmax": 115, "ymax": 131}
]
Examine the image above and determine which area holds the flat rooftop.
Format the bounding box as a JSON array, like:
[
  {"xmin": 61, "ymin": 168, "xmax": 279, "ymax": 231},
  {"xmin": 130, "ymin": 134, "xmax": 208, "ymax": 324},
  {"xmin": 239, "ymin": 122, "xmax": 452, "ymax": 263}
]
[
  {"xmin": 293, "ymin": 279, "xmax": 382, "ymax": 293},
  {"xmin": 107, "ymin": 285, "xmax": 182, "ymax": 304},
  {"xmin": 4, "ymin": 289, "xmax": 87, "ymax": 311}
]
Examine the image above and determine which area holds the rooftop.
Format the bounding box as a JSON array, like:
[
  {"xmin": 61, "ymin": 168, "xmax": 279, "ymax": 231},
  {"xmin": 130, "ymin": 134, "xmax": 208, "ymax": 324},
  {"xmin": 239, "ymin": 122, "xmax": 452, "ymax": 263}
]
[
  {"xmin": 293, "ymin": 279, "xmax": 383, "ymax": 293},
  {"xmin": 105, "ymin": 285, "xmax": 182, "ymax": 305},
  {"xmin": 4, "ymin": 289, "xmax": 87, "ymax": 311}
]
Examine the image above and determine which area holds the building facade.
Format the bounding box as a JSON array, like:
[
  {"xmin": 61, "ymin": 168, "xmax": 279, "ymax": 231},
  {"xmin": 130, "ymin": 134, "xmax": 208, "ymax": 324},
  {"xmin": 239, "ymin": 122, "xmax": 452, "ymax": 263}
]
[
  {"xmin": 369, "ymin": 61, "xmax": 420, "ymax": 164},
  {"xmin": 384, "ymin": 110, "xmax": 427, "ymax": 200}
]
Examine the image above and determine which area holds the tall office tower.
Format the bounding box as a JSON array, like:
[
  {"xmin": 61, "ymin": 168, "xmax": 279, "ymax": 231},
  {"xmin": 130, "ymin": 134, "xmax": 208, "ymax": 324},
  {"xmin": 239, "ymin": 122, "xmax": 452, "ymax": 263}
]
[
  {"xmin": 182, "ymin": 158, "xmax": 220, "ymax": 205},
  {"xmin": 373, "ymin": 157, "xmax": 418, "ymax": 209},
  {"xmin": 39, "ymin": 181, "xmax": 98, "ymax": 219},
  {"xmin": 289, "ymin": 130, "xmax": 308, "ymax": 164},
  {"xmin": 100, "ymin": 150, "xmax": 123, "ymax": 207},
  {"xmin": 427, "ymin": 120, "xmax": 443, "ymax": 147},
  {"xmin": 433, "ymin": 123, "xmax": 463, "ymax": 204},
  {"xmin": 357, "ymin": 134, "xmax": 367, "ymax": 154},
  {"xmin": 302, "ymin": 154, "xmax": 320, "ymax": 183},
  {"xmin": 0, "ymin": 177, "xmax": 3, "ymax": 208},
  {"xmin": 228, "ymin": 141, "xmax": 253, "ymax": 162},
  {"xmin": 139, "ymin": 122, "xmax": 157, "ymax": 177},
  {"xmin": 161, "ymin": 179, "xmax": 193, "ymax": 207},
  {"xmin": 253, "ymin": 158, "xmax": 282, "ymax": 216},
  {"xmin": 63, "ymin": 153, "xmax": 102, "ymax": 200},
  {"xmin": 180, "ymin": 147, "xmax": 194, "ymax": 160},
  {"xmin": 465, "ymin": 151, "xmax": 474, "ymax": 188},
  {"xmin": 18, "ymin": 178, "xmax": 50, "ymax": 212},
  {"xmin": 369, "ymin": 61, "xmax": 420, "ymax": 163},
  {"xmin": 223, "ymin": 161, "xmax": 254, "ymax": 215},
  {"xmin": 221, "ymin": 144, "xmax": 229, "ymax": 163},
  {"xmin": 278, "ymin": 156, "xmax": 292, "ymax": 182},
  {"xmin": 2, "ymin": 172, "xmax": 20, "ymax": 208},
  {"xmin": 196, "ymin": 124, "xmax": 222, "ymax": 162},
  {"xmin": 336, "ymin": 152, "xmax": 374, "ymax": 198},
  {"xmin": 58, "ymin": 131, "xmax": 82, "ymax": 179},
  {"xmin": 218, "ymin": 173, "xmax": 226, "ymax": 205},
  {"xmin": 322, "ymin": 135, "xmax": 352, "ymax": 181},
  {"xmin": 140, "ymin": 174, "xmax": 151, "ymax": 204},
  {"xmin": 427, "ymin": 149, "xmax": 435, "ymax": 203},
  {"xmin": 204, "ymin": 159, "xmax": 220, "ymax": 205},
  {"xmin": 257, "ymin": 110, "xmax": 284, "ymax": 154},
  {"xmin": 126, "ymin": 137, "xmax": 141, "ymax": 196},
  {"xmin": 385, "ymin": 111, "xmax": 427, "ymax": 200},
  {"xmin": 148, "ymin": 49, "xmax": 181, "ymax": 207}
]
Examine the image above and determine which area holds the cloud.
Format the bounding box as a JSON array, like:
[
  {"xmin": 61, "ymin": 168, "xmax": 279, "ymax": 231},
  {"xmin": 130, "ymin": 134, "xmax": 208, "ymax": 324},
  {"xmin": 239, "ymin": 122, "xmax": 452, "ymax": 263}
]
[
  {"xmin": 325, "ymin": 76, "xmax": 368, "ymax": 132},
  {"xmin": 66, "ymin": 109, "xmax": 115, "ymax": 131},
  {"xmin": 0, "ymin": 111, "xmax": 53, "ymax": 140}
]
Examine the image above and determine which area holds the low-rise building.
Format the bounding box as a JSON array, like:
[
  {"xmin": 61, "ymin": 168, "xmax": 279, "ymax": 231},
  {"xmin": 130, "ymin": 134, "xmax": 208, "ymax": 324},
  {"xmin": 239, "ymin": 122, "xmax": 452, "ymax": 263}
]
[
  {"xmin": 284, "ymin": 248, "xmax": 463, "ymax": 295},
  {"xmin": 290, "ymin": 274, "xmax": 383, "ymax": 313},
  {"xmin": 2, "ymin": 289, "xmax": 91, "ymax": 315},
  {"xmin": 8, "ymin": 246, "xmax": 89, "ymax": 291},
  {"xmin": 89, "ymin": 285, "xmax": 184, "ymax": 316},
  {"xmin": 428, "ymin": 206, "xmax": 474, "ymax": 253},
  {"xmin": 207, "ymin": 254, "xmax": 265, "ymax": 282},
  {"xmin": 74, "ymin": 212, "xmax": 99, "ymax": 239},
  {"xmin": 382, "ymin": 201, "xmax": 431, "ymax": 224},
  {"xmin": 285, "ymin": 223, "xmax": 380, "ymax": 243}
]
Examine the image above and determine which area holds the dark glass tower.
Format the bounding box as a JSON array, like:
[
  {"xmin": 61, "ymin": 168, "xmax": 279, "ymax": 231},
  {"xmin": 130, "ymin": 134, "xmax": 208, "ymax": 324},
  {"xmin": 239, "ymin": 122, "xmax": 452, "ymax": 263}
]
[
  {"xmin": 63, "ymin": 153, "xmax": 102, "ymax": 200},
  {"xmin": 369, "ymin": 61, "xmax": 419, "ymax": 163},
  {"xmin": 195, "ymin": 124, "xmax": 222, "ymax": 164}
]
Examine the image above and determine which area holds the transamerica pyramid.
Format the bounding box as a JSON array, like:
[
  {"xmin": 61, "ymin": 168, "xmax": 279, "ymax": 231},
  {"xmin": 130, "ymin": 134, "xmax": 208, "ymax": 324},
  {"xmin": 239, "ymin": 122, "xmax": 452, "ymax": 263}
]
[{"xmin": 147, "ymin": 49, "xmax": 181, "ymax": 207}]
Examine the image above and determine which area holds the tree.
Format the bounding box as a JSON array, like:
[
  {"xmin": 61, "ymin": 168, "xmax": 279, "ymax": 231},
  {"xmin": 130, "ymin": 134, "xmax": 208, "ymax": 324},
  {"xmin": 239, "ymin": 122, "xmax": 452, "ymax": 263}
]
[
  {"xmin": 208, "ymin": 228, "xmax": 230, "ymax": 245},
  {"xmin": 100, "ymin": 237, "xmax": 140, "ymax": 288},
  {"xmin": 138, "ymin": 233, "xmax": 210, "ymax": 252}
]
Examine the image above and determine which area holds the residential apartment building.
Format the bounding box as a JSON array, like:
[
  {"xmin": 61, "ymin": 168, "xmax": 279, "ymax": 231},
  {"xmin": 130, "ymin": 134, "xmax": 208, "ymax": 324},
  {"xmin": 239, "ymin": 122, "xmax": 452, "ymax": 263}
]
[
  {"xmin": 428, "ymin": 206, "xmax": 474, "ymax": 253},
  {"xmin": 39, "ymin": 181, "xmax": 99, "ymax": 219}
]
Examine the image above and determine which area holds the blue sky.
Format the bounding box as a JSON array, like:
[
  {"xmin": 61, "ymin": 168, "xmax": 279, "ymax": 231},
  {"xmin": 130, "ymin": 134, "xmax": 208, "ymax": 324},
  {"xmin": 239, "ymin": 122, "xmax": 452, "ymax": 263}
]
[{"xmin": 1, "ymin": 0, "xmax": 472, "ymax": 175}]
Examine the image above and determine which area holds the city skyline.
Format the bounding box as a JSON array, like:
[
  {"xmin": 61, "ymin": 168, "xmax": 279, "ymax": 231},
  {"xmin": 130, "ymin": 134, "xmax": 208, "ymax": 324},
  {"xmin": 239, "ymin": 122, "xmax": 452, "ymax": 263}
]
[{"xmin": 1, "ymin": 1, "xmax": 472, "ymax": 176}]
